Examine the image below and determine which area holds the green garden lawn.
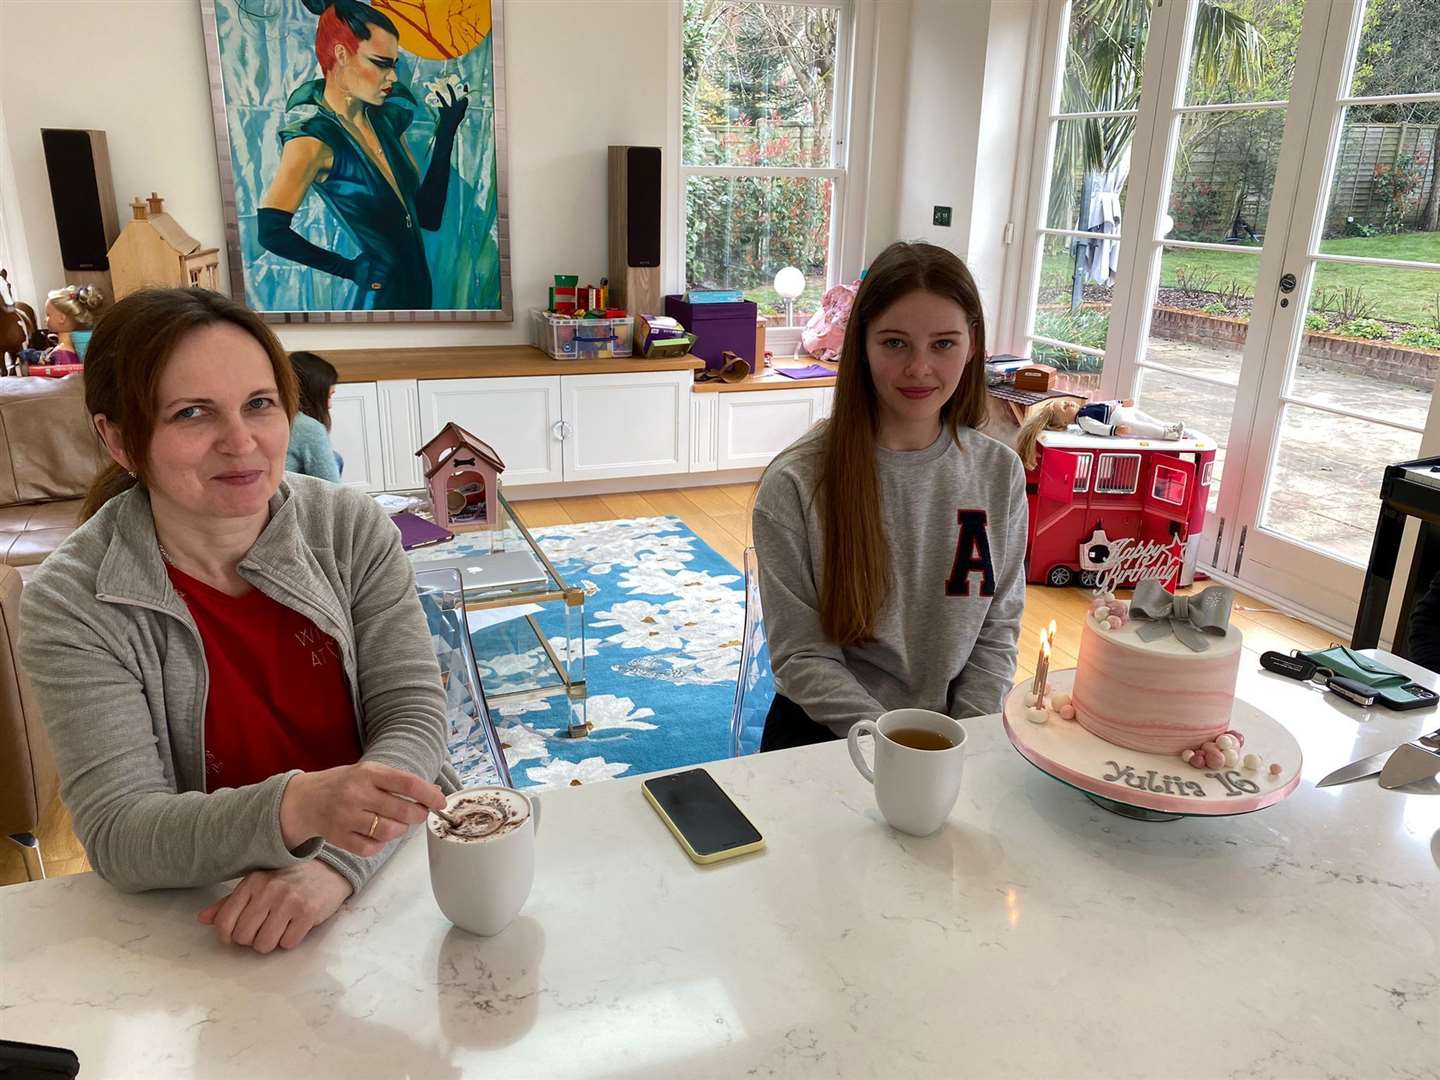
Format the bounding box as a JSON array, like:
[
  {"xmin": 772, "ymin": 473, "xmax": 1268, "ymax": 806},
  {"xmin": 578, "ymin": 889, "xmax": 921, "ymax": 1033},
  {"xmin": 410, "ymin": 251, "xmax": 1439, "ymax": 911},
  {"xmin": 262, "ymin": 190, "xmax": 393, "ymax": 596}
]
[{"xmin": 1041, "ymin": 230, "xmax": 1440, "ymax": 327}]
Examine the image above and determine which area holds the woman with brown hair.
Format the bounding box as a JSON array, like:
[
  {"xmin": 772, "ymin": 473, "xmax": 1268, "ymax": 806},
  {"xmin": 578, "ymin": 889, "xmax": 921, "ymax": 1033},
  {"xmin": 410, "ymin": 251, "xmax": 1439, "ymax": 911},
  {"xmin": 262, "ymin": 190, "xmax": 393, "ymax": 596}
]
[
  {"xmin": 20, "ymin": 288, "xmax": 453, "ymax": 953},
  {"xmin": 752, "ymin": 241, "xmax": 1028, "ymax": 750}
]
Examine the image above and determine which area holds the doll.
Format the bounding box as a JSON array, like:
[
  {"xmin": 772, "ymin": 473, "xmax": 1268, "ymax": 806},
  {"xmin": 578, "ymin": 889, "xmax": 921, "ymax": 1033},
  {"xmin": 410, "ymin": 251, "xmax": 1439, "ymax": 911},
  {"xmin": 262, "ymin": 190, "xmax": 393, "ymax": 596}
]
[
  {"xmin": 44, "ymin": 285, "xmax": 104, "ymax": 365},
  {"xmin": 1016, "ymin": 396, "xmax": 1183, "ymax": 469}
]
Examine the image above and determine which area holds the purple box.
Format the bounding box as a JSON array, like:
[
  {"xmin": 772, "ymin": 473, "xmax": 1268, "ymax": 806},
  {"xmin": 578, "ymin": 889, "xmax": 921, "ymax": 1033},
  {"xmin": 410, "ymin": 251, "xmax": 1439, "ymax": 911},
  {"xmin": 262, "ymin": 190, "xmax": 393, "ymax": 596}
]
[{"xmin": 664, "ymin": 295, "xmax": 758, "ymax": 372}]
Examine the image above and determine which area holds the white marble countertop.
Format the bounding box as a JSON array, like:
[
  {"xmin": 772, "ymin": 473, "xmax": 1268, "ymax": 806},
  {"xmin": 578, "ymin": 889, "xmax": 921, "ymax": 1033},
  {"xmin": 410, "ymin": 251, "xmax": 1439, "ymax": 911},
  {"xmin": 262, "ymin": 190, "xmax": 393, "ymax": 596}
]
[{"xmin": 3, "ymin": 658, "xmax": 1438, "ymax": 1079}]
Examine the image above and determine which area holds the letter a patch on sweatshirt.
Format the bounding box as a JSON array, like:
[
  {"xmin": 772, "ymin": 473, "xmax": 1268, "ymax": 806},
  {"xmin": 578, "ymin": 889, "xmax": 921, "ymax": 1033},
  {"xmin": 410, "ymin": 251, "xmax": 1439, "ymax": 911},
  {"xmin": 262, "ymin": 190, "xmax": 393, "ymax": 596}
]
[{"xmin": 945, "ymin": 509, "xmax": 996, "ymax": 598}]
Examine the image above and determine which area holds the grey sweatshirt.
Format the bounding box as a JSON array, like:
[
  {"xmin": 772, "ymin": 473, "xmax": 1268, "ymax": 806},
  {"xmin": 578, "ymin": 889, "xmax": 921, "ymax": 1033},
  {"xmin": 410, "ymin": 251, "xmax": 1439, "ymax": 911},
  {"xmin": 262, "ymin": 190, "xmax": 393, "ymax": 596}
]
[
  {"xmin": 752, "ymin": 423, "xmax": 1028, "ymax": 736},
  {"xmin": 18, "ymin": 474, "xmax": 458, "ymax": 894}
]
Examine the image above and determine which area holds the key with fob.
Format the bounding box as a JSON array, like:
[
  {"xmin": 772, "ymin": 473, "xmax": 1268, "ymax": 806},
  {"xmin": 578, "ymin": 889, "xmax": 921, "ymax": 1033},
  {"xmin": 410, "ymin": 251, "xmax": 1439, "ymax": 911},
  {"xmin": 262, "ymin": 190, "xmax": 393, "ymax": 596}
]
[
  {"xmin": 1327, "ymin": 676, "xmax": 1378, "ymax": 708},
  {"xmin": 1260, "ymin": 650, "xmax": 1319, "ymax": 681}
]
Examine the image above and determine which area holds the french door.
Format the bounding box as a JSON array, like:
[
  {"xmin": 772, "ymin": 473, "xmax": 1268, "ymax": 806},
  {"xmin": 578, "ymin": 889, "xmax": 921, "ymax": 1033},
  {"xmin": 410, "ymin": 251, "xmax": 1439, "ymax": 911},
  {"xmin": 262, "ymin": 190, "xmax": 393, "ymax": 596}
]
[{"xmin": 1018, "ymin": 0, "xmax": 1440, "ymax": 631}]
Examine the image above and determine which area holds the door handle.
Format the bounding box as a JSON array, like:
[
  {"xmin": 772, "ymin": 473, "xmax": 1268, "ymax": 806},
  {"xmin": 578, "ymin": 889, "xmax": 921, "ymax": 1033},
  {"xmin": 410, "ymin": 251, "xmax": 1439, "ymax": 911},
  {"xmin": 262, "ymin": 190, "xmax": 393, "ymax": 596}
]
[
  {"xmin": 1279, "ymin": 272, "xmax": 1297, "ymax": 293},
  {"xmin": 552, "ymin": 420, "xmax": 574, "ymax": 441}
]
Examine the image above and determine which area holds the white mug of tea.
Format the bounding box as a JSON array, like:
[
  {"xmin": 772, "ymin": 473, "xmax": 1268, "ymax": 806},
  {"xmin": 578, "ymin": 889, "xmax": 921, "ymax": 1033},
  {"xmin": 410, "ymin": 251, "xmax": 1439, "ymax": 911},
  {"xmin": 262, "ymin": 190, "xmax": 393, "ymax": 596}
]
[
  {"xmin": 847, "ymin": 708, "xmax": 968, "ymax": 836},
  {"xmin": 427, "ymin": 786, "xmax": 541, "ymax": 936}
]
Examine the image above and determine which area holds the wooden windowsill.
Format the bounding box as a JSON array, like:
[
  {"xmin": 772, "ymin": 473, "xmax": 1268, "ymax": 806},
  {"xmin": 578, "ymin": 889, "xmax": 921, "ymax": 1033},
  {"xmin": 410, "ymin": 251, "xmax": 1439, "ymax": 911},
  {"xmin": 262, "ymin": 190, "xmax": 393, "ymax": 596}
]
[
  {"xmin": 325, "ymin": 344, "xmax": 705, "ymax": 383},
  {"xmin": 692, "ymin": 362, "xmax": 838, "ymax": 393}
]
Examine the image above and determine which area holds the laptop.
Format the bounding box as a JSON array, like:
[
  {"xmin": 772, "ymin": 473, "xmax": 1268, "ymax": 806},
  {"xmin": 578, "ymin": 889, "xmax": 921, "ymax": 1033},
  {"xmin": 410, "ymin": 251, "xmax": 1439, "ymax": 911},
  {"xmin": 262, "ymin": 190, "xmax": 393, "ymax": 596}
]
[{"xmin": 412, "ymin": 548, "xmax": 549, "ymax": 590}]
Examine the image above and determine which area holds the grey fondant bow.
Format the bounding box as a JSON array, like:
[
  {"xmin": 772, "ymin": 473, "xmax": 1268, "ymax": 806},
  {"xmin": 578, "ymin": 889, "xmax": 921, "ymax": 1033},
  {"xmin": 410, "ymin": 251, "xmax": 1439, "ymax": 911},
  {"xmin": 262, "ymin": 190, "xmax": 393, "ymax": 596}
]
[{"xmin": 1128, "ymin": 579, "xmax": 1234, "ymax": 652}]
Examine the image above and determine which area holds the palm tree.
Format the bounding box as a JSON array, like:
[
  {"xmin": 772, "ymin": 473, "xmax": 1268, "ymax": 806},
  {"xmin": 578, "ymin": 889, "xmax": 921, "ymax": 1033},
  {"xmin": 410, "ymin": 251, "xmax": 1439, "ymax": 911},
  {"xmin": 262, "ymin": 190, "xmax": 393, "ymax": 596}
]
[{"xmin": 1051, "ymin": 0, "xmax": 1269, "ymax": 291}]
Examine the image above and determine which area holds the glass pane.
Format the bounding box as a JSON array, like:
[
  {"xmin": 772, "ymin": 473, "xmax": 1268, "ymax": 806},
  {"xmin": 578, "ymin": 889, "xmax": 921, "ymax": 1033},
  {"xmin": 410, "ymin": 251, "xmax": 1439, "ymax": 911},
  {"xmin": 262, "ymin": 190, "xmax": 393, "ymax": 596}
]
[
  {"xmin": 1349, "ymin": 0, "xmax": 1440, "ymax": 97},
  {"xmin": 1288, "ymin": 269, "xmax": 1439, "ymax": 420},
  {"xmin": 685, "ymin": 175, "xmax": 831, "ymax": 322},
  {"xmin": 1035, "ymin": 233, "xmax": 1115, "ymax": 364},
  {"xmin": 1060, "ymin": 0, "xmax": 1152, "ymax": 115},
  {"xmin": 1165, "ymin": 110, "xmax": 1286, "ymax": 244},
  {"xmin": 1027, "ymin": 340, "xmax": 1104, "ymax": 396},
  {"xmin": 1183, "ymin": 0, "xmax": 1302, "ymax": 106},
  {"xmin": 681, "ymin": 0, "xmax": 840, "ymax": 168},
  {"xmin": 1135, "ymin": 366, "xmax": 1236, "ymax": 513},
  {"xmin": 1046, "ymin": 118, "xmax": 1133, "ymax": 231},
  {"xmin": 1261, "ymin": 405, "xmax": 1422, "ymax": 564},
  {"xmin": 1316, "ymin": 102, "xmax": 1440, "ymax": 257},
  {"xmin": 1144, "ymin": 246, "xmax": 1260, "ymax": 382}
]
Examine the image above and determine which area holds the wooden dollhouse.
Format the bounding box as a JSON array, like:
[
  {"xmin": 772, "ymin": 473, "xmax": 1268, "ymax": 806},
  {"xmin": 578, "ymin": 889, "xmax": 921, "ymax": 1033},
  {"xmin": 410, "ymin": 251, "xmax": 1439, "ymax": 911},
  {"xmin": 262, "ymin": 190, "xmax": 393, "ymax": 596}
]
[
  {"xmin": 417, "ymin": 423, "xmax": 506, "ymax": 532},
  {"xmin": 107, "ymin": 193, "xmax": 220, "ymax": 299},
  {"xmin": 1025, "ymin": 428, "xmax": 1217, "ymax": 591}
]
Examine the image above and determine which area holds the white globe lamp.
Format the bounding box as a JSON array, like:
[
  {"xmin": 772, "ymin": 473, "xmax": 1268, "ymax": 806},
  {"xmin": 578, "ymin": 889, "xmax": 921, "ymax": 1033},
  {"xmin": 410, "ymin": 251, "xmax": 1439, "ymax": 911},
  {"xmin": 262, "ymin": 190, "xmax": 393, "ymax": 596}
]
[{"xmin": 774, "ymin": 266, "xmax": 805, "ymax": 328}]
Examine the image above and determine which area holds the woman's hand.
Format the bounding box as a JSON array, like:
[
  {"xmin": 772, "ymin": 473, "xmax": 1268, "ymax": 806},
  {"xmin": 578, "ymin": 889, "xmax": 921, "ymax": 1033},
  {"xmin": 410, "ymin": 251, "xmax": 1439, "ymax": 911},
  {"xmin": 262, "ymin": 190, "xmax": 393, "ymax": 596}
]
[
  {"xmin": 197, "ymin": 860, "xmax": 353, "ymax": 954},
  {"xmin": 279, "ymin": 761, "xmax": 447, "ymax": 858}
]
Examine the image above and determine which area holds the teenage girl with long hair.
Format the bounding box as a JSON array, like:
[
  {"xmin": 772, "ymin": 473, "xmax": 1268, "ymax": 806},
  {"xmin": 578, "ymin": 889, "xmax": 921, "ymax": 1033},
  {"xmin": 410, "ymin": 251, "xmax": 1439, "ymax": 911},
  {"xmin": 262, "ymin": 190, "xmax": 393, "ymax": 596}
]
[{"xmin": 752, "ymin": 241, "xmax": 1029, "ymax": 750}]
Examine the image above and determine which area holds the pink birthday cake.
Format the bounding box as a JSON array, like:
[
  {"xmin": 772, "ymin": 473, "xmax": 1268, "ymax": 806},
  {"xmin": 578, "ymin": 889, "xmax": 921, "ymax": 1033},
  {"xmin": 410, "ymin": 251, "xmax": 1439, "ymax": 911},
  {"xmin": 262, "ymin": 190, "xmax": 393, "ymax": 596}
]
[{"xmin": 1069, "ymin": 603, "xmax": 1244, "ymax": 755}]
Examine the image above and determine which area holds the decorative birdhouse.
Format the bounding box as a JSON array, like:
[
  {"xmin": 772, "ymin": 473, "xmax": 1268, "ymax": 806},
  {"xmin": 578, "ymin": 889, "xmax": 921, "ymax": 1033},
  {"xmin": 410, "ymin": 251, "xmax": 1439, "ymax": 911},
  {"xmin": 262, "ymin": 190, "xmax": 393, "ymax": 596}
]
[
  {"xmin": 107, "ymin": 193, "xmax": 221, "ymax": 299},
  {"xmin": 417, "ymin": 423, "xmax": 505, "ymax": 532}
]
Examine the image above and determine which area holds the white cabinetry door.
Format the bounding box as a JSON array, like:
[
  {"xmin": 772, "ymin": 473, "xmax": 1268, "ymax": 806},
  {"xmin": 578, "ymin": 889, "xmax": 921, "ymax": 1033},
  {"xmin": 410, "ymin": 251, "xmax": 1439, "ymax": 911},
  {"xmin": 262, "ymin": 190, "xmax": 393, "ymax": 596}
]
[
  {"xmin": 377, "ymin": 379, "xmax": 423, "ymax": 491},
  {"xmin": 716, "ymin": 389, "xmax": 825, "ymax": 470},
  {"xmin": 561, "ymin": 372, "xmax": 692, "ymax": 482},
  {"xmin": 417, "ymin": 377, "xmax": 563, "ymax": 487},
  {"xmin": 690, "ymin": 394, "xmax": 719, "ymax": 472},
  {"xmin": 817, "ymin": 387, "xmax": 836, "ymax": 419},
  {"xmin": 328, "ymin": 382, "xmax": 387, "ymax": 492}
]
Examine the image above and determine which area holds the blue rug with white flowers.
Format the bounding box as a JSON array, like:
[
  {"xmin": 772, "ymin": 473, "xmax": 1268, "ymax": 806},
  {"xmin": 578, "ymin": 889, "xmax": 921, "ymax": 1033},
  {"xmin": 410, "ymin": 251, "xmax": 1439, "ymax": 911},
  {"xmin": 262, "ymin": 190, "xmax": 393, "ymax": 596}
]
[{"xmin": 447, "ymin": 517, "xmax": 750, "ymax": 790}]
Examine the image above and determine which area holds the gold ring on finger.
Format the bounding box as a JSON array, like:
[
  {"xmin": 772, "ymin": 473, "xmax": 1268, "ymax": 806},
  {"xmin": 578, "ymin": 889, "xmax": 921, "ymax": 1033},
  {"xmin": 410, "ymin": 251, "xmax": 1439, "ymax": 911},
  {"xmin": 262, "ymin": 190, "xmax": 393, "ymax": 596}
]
[{"xmin": 367, "ymin": 813, "xmax": 380, "ymax": 839}]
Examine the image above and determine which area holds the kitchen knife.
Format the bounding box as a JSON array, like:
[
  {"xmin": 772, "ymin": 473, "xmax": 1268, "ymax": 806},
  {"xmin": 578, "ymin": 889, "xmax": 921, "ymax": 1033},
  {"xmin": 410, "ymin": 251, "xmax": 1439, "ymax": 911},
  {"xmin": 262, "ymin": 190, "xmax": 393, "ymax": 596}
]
[
  {"xmin": 1378, "ymin": 731, "xmax": 1440, "ymax": 789},
  {"xmin": 1318, "ymin": 727, "xmax": 1440, "ymax": 787}
]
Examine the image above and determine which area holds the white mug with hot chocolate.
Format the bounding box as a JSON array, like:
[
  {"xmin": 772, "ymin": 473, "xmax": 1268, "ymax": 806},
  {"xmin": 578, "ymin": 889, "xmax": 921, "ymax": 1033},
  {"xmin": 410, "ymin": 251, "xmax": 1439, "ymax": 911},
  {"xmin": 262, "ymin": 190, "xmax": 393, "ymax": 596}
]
[
  {"xmin": 427, "ymin": 786, "xmax": 541, "ymax": 936},
  {"xmin": 847, "ymin": 708, "xmax": 968, "ymax": 836}
]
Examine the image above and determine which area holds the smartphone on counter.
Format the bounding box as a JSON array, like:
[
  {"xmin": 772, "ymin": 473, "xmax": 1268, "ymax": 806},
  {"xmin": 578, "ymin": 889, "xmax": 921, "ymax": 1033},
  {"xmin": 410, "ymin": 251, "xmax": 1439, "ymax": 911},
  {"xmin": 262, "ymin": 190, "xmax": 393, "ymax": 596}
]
[{"xmin": 642, "ymin": 768, "xmax": 765, "ymax": 865}]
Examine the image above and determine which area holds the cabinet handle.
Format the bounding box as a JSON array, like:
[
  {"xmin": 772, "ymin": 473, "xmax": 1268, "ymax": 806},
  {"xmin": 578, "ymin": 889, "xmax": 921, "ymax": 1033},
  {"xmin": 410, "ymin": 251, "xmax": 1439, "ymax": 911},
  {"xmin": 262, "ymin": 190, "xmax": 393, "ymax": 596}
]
[
  {"xmin": 560, "ymin": 420, "xmax": 574, "ymax": 440},
  {"xmin": 551, "ymin": 420, "xmax": 565, "ymax": 441}
]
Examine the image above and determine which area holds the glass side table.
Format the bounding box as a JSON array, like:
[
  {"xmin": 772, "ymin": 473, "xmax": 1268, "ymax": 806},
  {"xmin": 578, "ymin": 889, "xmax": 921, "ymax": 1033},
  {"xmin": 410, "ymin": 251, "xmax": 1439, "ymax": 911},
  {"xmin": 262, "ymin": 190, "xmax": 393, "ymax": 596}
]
[{"xmin": 406, "ymin": 488, "xmax": 588, "ymax": 738}]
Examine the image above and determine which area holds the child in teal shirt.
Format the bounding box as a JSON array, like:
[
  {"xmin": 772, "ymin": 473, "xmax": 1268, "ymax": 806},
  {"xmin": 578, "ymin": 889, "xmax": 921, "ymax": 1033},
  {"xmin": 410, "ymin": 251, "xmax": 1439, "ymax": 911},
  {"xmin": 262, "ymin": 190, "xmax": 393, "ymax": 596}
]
[{"xmin": 285, "ymin": 352, "xmax": 343, "ymax": 482}]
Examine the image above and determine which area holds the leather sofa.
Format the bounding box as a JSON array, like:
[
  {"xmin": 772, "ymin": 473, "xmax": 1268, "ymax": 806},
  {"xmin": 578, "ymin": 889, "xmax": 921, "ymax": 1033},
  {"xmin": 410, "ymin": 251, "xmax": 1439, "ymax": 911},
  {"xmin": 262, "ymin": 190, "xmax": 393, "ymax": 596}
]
[
  {"xmin": 0, "ymin": 375, "xmax": 105, "ymax": 578},
  {"xmin": 0, "ymin": 562, "xmax": 58, "ymax": 879}
]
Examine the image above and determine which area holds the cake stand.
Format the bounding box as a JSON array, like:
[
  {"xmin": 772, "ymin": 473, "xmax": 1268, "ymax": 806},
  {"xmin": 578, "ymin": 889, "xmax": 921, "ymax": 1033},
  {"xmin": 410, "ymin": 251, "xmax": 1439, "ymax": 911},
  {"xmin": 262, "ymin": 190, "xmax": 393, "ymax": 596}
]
[{"xmin": 1003, "ymin": 669, "xmax": 1302, "ymax": 822}]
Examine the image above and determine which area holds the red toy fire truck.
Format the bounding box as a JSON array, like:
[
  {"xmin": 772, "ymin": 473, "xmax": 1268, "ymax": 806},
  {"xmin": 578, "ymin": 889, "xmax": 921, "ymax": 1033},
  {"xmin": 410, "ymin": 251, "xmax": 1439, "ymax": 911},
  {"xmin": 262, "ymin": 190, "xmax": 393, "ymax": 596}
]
[{"xmin": 1024, "ymin": 429, "xmax": 1218, "ymax": 590}]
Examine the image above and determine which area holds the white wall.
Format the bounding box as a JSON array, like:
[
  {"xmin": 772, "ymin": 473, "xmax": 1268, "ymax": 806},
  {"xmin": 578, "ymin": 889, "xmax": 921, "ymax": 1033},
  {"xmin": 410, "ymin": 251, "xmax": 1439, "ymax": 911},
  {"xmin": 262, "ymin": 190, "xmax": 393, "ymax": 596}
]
[
  {"xmin": 0, "ymin": 0, "xmax": 674, "ymax": 351},
  {"xmin": 892, "ymin": 0, "xmax": 991, "ymax": 257}
]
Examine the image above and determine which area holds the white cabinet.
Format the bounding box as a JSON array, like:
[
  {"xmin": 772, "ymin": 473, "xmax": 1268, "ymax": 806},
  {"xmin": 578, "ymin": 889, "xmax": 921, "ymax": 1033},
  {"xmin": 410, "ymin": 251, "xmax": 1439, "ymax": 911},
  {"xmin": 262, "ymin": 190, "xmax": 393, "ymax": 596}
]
[
  {"xmin": 560, "ymin": 371, "xmax": 692, "ymax": 482},
  {"xmin": 377, "ymin": 379, "xmax": 423, "ymax": 491},
  {"xmin": 690, "ymin": 394, "xmax": 719, "ymax": 472},
  {"xmin": 716, "ymin": 388, "xmax": 827, "ymax": 470},
  {"xmin": 418, "ymin": 377, "xmax": 564, "ymax": 486},
  {"xmin": 328, "ymin": 382, "xmax": 387, "ymax": 492},
  {"xmin": 817, "ymin": 387, "xmax": 835, "ymax": 419}
]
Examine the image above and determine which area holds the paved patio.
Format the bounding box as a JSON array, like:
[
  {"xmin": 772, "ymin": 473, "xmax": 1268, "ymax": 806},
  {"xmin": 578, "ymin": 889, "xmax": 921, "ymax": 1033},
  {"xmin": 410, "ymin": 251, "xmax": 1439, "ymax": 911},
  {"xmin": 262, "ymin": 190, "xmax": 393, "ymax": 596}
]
[{"xmin": 1141, "ymin": 336, "xmax": 1429, "ymax": 565}]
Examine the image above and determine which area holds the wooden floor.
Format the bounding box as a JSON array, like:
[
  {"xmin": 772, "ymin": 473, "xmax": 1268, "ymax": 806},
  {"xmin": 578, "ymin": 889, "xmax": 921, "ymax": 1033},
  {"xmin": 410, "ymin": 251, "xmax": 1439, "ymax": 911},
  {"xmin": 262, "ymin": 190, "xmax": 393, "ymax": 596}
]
[{"xmin": 0, "ymin": 481, "xmax": 1337, "ymax": 888}]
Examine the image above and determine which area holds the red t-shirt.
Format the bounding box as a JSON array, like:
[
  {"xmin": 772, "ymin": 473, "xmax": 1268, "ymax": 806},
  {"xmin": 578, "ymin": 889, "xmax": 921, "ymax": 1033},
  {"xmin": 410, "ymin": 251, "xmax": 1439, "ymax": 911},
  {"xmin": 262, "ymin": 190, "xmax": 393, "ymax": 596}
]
[{"xmin": 164, "ymin": 563, "xmax": 362, "ymax": 792}]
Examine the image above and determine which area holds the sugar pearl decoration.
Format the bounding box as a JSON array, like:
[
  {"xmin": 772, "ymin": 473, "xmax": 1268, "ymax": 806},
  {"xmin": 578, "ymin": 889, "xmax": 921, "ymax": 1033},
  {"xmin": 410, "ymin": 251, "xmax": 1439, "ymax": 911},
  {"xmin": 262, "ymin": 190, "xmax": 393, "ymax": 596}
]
[
  {"xmin": 1051, "ymin": 692, "xmax": 1072, "ymax": 710},
  {"xmin": 1204, "ymin": 749, "xmax": 1225, "ymax": 769},
  {"xmin": 1179, "ymin": 749, "xmax": 1194, "ymax": 763},
  {"xmin": 1201, "ymin": 741, "xmax": 1218, "ymax": 755},
  {"xmin": 1222, "ymin": 749, "xmax": 1239, "ymax": 767},
  {"xmin": 1216, "ymin": 734, "xmax": 1237, "ymax": 751},
  {"xmin": 1100, "ymin": 618, "xmax": 1115, "ymax": 631},
  {"xmin": 1269, "ymin": 762, "xmax": 1283, "ymax": 777},
  {"xmin": 1025, "ymin": 691, "xmax": 1040, "ymax": 708},
  {"xmin": 1059, "ymin": 705, "xmax": 1076, "ymax": 720},
  {"xmin": 1025, "ymin": 707, "xmax": 1048, "ymax": 725},
  {"xmin": 1242, "ymin": 753, "xmax": 1262, "ymax": 771}
]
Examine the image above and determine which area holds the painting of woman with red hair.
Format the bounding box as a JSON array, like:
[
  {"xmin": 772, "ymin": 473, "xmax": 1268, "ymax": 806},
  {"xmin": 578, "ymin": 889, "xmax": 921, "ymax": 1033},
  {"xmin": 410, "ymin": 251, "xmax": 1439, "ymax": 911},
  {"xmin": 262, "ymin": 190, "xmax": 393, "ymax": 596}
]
[{"xmin": 204, "ymin": 0, "xmax": 509, "ymax": 321}]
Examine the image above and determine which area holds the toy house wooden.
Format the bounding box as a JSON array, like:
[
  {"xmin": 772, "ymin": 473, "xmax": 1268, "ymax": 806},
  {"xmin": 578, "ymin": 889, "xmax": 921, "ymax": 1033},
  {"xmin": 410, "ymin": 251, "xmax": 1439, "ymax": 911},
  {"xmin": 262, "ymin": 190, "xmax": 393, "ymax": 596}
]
[
  {"xmin": 417, "ymin": 423, "xmax": 506, "ymax": 531},
  {"xmin": 108, "ymin": 193, "xmax": 220, "ymax": 299}
]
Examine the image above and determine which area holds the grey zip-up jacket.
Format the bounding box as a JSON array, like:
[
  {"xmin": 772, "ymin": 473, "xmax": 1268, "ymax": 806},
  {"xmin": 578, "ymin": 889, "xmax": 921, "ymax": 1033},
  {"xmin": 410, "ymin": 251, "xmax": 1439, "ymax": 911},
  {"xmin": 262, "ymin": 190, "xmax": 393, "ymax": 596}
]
[{"xmin": 18, "ymin": 474, "xmax": 457, "ymax": 894}]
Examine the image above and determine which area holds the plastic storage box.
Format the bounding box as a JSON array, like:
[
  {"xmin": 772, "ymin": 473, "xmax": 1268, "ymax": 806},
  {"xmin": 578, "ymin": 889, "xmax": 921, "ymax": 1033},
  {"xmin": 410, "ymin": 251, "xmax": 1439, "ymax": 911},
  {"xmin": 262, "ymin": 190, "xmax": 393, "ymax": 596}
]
[{"xmin": 532, "ymin": 310, "xmax": 635, "ymax": 359}]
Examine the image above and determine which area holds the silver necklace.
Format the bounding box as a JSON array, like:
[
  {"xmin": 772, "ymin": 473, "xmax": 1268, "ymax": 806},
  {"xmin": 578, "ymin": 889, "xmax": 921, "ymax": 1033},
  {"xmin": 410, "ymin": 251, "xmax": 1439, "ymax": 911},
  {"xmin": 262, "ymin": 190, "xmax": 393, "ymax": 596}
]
[{"xmin": 157, "ymin": 541, "xmax": 173, "ymax": 565}]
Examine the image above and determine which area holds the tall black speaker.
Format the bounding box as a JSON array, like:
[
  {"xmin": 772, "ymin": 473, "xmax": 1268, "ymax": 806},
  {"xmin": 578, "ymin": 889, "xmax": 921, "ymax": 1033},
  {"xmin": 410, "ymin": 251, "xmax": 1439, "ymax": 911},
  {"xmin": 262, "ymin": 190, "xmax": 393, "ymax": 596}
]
[
  {"xmin": 41, "ymin": 129, "xmax": 118, "ymax": 273},
  {"xmin": 608, "ymin": 146, "xmax": 662, "ymax": 315}
]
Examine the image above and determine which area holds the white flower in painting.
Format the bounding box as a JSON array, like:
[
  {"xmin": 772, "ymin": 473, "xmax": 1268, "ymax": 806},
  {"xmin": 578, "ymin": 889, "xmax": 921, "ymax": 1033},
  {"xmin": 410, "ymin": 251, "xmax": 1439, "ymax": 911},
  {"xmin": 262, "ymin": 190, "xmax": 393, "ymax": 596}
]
[
  {"xmin": 592, "ymin": 599, "xmax": 687, "ymax": 651},
  {"xmin": 526, "ymin": 755, "xmax": 631, "ymax": 788},
  {"xmin": 584, "ymin": 694, "xmax": 657, "ymax": 732},
  {"xmin": 495, "ymin": 722, "xmax": 550, "ymax": 766}
]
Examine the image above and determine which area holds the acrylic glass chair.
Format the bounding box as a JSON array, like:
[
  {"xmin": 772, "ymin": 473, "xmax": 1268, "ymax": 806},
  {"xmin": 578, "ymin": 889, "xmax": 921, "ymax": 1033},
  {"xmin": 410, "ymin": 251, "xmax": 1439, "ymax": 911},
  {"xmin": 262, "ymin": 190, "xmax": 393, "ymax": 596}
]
[
  {"xmin": 415, "ymin": 567, "xmax": 512, "ymax": 788},
  {"xmin": 730, "ymin": 547, "xmax": 774, "ymax": 756}
]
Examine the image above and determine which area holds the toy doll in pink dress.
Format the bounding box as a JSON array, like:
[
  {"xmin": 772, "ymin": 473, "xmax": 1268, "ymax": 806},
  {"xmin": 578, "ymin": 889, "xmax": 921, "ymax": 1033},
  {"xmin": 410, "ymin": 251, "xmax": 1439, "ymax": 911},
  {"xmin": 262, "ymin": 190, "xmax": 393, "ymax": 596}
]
[{"xmin": 43, "ymin": 285, "xmax": 105, "ymax": 365}]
